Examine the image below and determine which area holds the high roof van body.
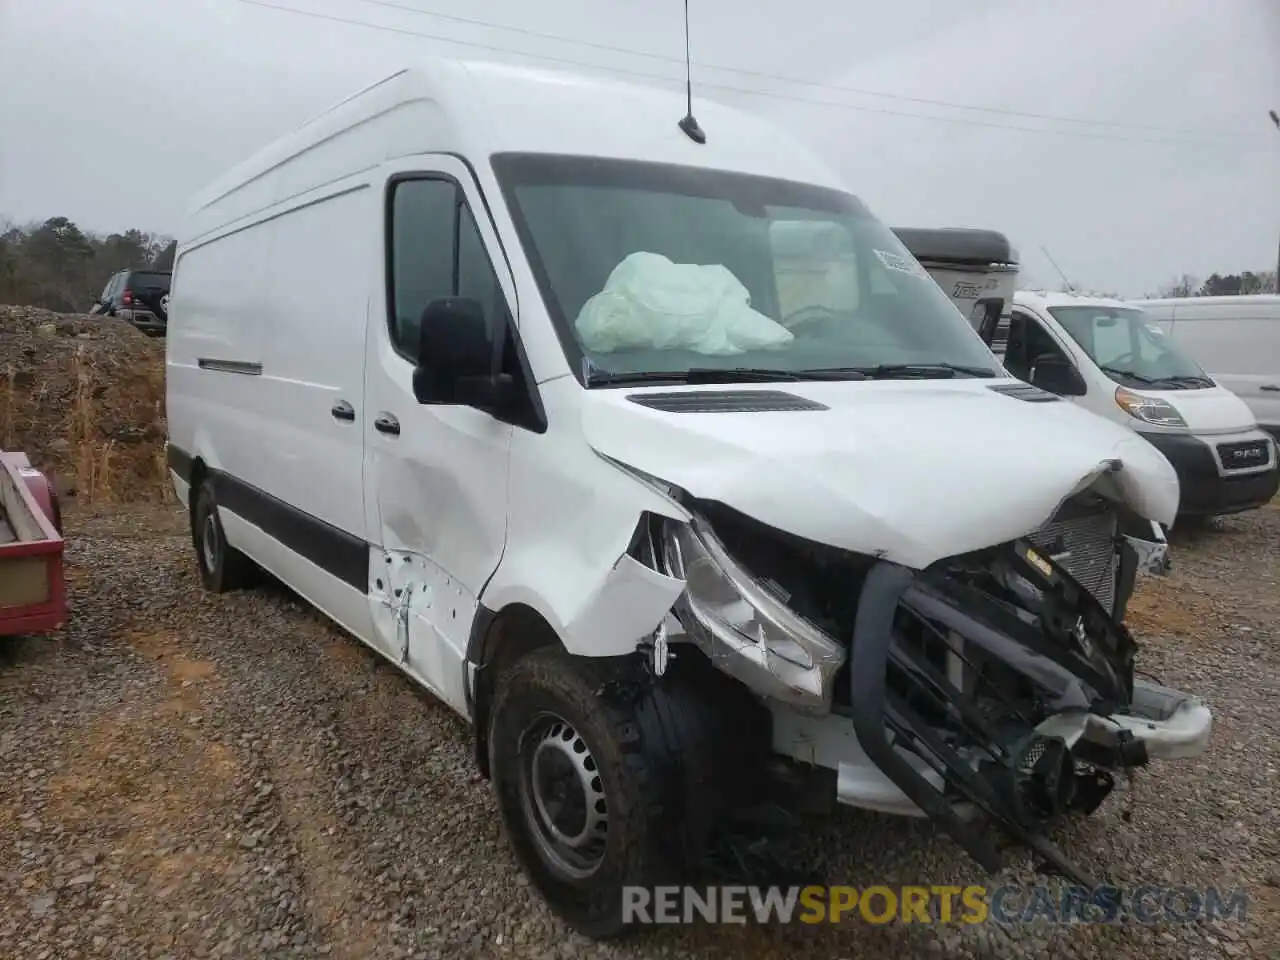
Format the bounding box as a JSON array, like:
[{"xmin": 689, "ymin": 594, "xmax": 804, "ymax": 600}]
[{"xmin": 165, "ymin": 56, "xmax": 1210, "ymax": 936}]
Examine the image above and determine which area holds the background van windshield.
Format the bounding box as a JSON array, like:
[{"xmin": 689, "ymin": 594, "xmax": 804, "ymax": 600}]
[
  {"xmin": 1047, "ymin": 305, "xmax": 1212, "ymax": 389},
  {"xmin": 492, "ymin": 153, "xmax": 1000, "ymax": 384}
]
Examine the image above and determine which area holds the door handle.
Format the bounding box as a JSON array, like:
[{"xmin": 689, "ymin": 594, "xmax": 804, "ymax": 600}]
[
  {"xmin": 374, "ymin": 413, "xmax": 401, "ymax": 436},
  {"xmin": 1261, "ymin": 384, "xmax": 1280, "ymax": 392},
  {"xmin": 331, "ymin": 400, "xmax": 355, "ymax": 421}
]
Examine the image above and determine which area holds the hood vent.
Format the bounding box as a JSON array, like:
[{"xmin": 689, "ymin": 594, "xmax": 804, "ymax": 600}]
[
  {"xmin": 987, "ymin": 383, "xmax": 1060, "ymax": 403},
  {"xmin": 627, "ymin": 390, "xmax": 829, "ymax": 413}
]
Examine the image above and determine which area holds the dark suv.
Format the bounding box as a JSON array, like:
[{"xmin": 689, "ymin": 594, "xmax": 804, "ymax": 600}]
[{"xmin": 90, "ymin": 269, "xmax": 171, "ymax": 336}]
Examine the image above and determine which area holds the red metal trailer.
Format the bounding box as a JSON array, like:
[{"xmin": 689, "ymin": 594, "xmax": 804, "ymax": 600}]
[{"xmin": 0, "ymin": 450, "xmax": 66, "ymax": 637}]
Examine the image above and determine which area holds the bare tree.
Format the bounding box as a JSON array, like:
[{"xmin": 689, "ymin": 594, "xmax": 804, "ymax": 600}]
[{"xmin": 1155, "ymin": 273, "xmax": 1199, "ymax": 298}]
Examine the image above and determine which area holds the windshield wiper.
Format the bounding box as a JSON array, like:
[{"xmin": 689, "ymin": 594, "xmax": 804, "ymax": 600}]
[
  {"xmin": 587, "ymin": 367, "xmax": 868, "ymax": 386},
  {"xmin": 850, "ymin": 362, "xmax": 997, "ymax": 380},
  {"xmin": 1099, "ymin": 366, "xmax": 1160, "ymax": 386},
  {"xmin": 1151, "ymin": 374, "xmax": 1215, "ymax": 389}
]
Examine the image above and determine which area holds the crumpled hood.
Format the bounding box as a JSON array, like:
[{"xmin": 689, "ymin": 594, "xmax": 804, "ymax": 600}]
[{"xmin": 581, "ymin": 379, "xmax": 1179, "ymax": 570}]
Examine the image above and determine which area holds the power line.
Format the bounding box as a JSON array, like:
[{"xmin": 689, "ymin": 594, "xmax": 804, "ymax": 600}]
[
  {"xmin": 230, "ymin": 0, "xmax": 1271, "ymax": 149},
  {"xmin": 341, "ymin": 0, "xmax": 1267, "ymax": 141}
]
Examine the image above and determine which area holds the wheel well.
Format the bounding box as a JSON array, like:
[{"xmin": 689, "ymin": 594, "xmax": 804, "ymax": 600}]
[
  {"xmin": 470, "ymin": 602, "xmax": 563, "ymax": 779},
  {"xmin": 187, "ymin": 458, "xmax": 208, "ymax": 537}
]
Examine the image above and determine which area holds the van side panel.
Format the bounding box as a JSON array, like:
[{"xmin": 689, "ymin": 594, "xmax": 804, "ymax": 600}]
[
  {"xmin": 168, "ymin": 183, "xmax": 378, "ymax": 644},
  {"xmin": 1168, "ymin": 302, "xmax": 1280, "ymax": 433},
  {"xmin": 167, "ymin": 222, "xmax": 272, "ymax": 497},
  {"xmin": 253, "ymin": 184, "xmax": 374, "ymax": 579}
]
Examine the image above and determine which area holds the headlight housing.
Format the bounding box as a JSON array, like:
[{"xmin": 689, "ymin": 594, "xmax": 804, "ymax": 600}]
[
  {"xmin": 1114, "ymin": 387, "xmax": 1187, "ymax": 428},
  {"xmin": 660, "ymin": 515, "xmax": 845, "ymax": 711}
]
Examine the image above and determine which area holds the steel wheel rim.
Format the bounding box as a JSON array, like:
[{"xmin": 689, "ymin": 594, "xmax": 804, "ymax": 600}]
[
  {"xmin": 202, "ymin": 511, "xmax": 219, "ymax": 572},
  {"xmin": 516, "ymin": 712, "xmax": 609, "ymax": 881}
]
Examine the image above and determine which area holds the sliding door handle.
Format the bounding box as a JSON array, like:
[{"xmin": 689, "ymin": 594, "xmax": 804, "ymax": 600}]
[
  {"xmin": 374, "ymin": 413, "xmax": 401, "ymax": 436},
  {"xmin": 331, "ymin": 400, "xmax": 355, "ymax": 421},
  {"xmin": 1261, "ymin": 384, "xmax": 1279, "ymax": 392}
]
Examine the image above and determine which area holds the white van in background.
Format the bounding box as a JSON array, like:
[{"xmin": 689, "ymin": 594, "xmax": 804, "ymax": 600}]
[
  {"xmin": 164, "ymin": 56, "xmax": 1211, "ymax": 937},
  {"xmin": 977, "ymin": 292, "xmax": 1279, "ymax": 520},
  {"xmin": 1128, "ymin": 295, "xmax": 1280, "ymax": 441}
]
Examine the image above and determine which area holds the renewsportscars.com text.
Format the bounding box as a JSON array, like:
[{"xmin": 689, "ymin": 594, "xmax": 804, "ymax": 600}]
[{"xmin": 621, "ymin": 884, "xmax": 1250, "ymax": 926}]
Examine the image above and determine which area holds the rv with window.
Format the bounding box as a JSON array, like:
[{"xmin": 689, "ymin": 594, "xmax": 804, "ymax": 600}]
[
  {"xmin": 892, "ymin": 227, "xmax": 1019, "ymax": 336},
  {"xmin": 979, "ymin": 292, "xmax": 1278, "ymax": 520},
  {"xmin": 165, "ymin": 57, "xmax": 1212, "ymax": 938}
]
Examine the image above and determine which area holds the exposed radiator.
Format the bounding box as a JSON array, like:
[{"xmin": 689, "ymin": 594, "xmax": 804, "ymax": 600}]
[{"xmin": 1026, "ymin": 503, "xmax": 1119, "ymax": 614}]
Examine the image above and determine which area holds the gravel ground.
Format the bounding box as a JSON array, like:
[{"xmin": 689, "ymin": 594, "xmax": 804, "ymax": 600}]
[{"xmin": 1, "ymin": 501, "xmax": 1277, "ymax": 959}]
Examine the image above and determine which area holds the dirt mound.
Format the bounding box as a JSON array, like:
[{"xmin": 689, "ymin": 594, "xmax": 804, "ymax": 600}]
[{"xmin": 0, "ymin": 304, "xmax": 167, "ymax": 502}]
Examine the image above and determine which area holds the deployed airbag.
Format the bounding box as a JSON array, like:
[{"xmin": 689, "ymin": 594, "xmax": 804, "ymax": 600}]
[{"xmin": 574, "ymin": 251, "xmax": 794, "ymax": 356}]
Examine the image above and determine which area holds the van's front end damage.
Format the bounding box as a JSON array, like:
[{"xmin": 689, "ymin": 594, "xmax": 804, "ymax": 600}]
[
  {"xmin": 642, "ymin": 491, "xmax": 1207, "ymax": 886},
  {"xmin": 839, "ymin": 539, "xmax": 1208, "ymax": 886}
]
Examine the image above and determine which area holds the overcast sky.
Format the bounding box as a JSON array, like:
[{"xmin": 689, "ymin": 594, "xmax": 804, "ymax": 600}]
[{"xmin": 1, "ymin": 0, "xmax": 1276, "ymax": 295}]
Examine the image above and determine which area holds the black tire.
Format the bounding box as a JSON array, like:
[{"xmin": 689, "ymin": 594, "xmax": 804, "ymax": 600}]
[
  {"xmin": 192, "ymin": 478, "xmax": 256, "ymax": 592},
  {"xmin": 487, "ymin": 647, "xmax": 708, "ymax": 939}
]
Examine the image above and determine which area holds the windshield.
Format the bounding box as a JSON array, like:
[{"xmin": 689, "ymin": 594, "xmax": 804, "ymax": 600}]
[
  {"xmin": 492, "ymin": 153, "xmax": 1001, "ymax": 385},
  {"xmin": 1047, "ymin": 305, "xmax": 1213, "ymax": 389}
]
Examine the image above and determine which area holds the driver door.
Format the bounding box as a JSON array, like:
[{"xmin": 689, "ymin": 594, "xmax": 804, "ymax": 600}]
[
  {"xmin": 996, "ymin": 310, "xmax": 1086, "ymax": 396},
  {"xmin": 362, "ymin": 156, "xmax": 516, "ymax": 715}
]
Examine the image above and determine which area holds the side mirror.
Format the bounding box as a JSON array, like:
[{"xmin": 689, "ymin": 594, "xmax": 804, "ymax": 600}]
[
  {"xmin": 1030, "ymin": 355, "xmax": 1087, "ymax": 396},
  {"xmin": 411, "ymin": 296, "xmax": 513, "ymax": 410}
]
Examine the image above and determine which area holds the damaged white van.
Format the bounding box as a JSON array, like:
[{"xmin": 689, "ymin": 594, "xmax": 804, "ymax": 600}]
[{"xmin": 165, "ymin": 57, "xmax": 1212, "ymax": 937}]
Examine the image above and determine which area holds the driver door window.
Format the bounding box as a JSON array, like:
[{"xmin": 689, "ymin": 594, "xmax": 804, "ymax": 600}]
[{"xmin": 1006, "ymin": 311, "xmax": 1070, "ymax": 381}]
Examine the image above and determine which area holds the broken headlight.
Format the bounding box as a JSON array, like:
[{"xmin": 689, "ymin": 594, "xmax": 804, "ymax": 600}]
[{"xmin": 660, "ymin": 515, "xmax": 845, "ymax": 711}]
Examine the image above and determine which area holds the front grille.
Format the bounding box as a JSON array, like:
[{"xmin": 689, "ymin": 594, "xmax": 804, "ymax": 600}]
[
  {"xmin": 1216, "ymin": 440, "xmax": 1271, "ymax": 472},
  {"xmin": 1025, "ymin": 504, "xmax": 1118, "ymax": 613}
]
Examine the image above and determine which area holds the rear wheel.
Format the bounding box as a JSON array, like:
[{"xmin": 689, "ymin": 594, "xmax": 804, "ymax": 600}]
[
  {"xmin": 488, "ymin": 647, "xmax": 705, "ymax": 939},
  {"xmin": 192, "ymin": 478, "xmax": 256, "ymax": 592}
]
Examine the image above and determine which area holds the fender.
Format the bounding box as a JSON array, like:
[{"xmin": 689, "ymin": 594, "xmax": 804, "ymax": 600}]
[{"xmin": 478, "ymin": 379, "xmax": 690, "ymax": 658}]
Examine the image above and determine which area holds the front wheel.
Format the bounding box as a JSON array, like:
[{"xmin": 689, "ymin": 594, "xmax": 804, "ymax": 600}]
[{"xmin": 488, "ymin": 647, "xmax": 705, "ymax": 939}]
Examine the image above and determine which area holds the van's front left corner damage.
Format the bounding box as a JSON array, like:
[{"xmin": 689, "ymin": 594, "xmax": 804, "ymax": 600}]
[{"xmin": 560, "ymin": 525, "xmax": 688, "ymax": 660}]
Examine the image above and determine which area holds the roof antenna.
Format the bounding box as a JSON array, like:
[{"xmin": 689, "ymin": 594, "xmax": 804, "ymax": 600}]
[
  {"xmin": 676, "ymin": 0, "xmax": 706, "ymax": 144},
  {"xmin": 1041, "ymin": 245, "xmax": 1077, "ymax": 294}
]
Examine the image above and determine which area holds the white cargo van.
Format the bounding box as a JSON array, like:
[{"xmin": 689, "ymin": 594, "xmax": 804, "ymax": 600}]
[
  {"xmin": 165, "ymin": 57, "xmax": 1211, "ymax": 937},
  {"xmin": 1128, "ymin": 294, "xmax": 1280, "ymax": 441},
  {"xmin": 984, "ymin": 292, "xmax": 1278, "ymax": 520}
]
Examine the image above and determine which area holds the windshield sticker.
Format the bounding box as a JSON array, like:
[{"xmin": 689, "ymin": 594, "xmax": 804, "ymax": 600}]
[{"xmin": 873, "ymin": 249, "xmax": 927, "ymax": 278}]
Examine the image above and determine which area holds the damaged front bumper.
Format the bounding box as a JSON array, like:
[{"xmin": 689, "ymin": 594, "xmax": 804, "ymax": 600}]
[
  {"xmin": 831, "ymin": 540, "xmax": 1209, "ymax": 885},
  {"xmin": 659, "ymin": 505, "xmax": 1171, "ymax": 715},
  {"xmin": 654, "ymin": 499, "xmax": 1198, "ymax": 884}
]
